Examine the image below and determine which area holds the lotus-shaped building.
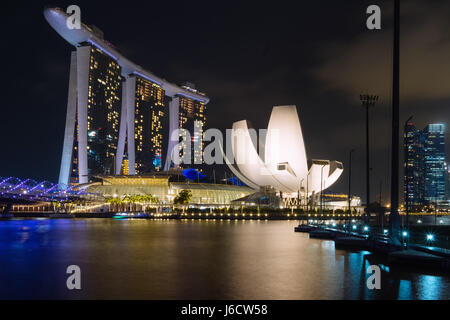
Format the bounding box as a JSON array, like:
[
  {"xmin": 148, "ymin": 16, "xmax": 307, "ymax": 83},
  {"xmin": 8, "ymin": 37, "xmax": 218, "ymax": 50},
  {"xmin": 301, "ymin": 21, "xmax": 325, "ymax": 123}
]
[{"xmin": 225, "ymin": 105, "xmax": 343, "ymax": 198}]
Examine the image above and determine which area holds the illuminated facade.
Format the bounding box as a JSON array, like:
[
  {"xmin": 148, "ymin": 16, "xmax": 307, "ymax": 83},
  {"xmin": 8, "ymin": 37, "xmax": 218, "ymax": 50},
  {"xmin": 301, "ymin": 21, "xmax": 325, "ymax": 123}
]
[
  {"xmin": 136, "ymin": 77, "xmax": 166, "ymax": 172},
  {"xmin": 163, "ymin": 83, "xmax": 208, "ymax": 171},
  {"xmin": 59, "ymin": 44, "xmax": 122, "ymax": 186},
  {"xmin": 117, "ymin": 75, "xmax": 167, "ymax": 175},
  {"xmin": 85, "ymin": 46, "xmax": 122, "ymax": 177},
  {"xmin": 404, "ymin": 122, "xmax": 425, "ymax": 207},
  {"xmin": 226, "ymin": 105, "xmax": 344, "ymax": 198},
  {"xmin": 45, "ymin": 7, "xmax": 209, "ymax": 187},
  {"xmin": 403, "ymin": 123, "xmax": 446, "ymax": 207},
  {"xmin": 423, "ymin": 124, "xmax": 446, "ymax": 203},
  {"xmin": 177, "ymin": 95, "xmax": 207, "ymax": 167},
  {"xmin": 84, "ymin": 175, "xmax": 253, "ymax": 205}
]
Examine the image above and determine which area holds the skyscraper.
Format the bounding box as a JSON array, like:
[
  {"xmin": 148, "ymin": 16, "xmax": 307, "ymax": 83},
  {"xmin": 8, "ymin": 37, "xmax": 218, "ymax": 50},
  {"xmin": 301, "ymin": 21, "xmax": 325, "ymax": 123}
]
[
  {"xmin": 404, "ymin": 122, "xmax": 424, "ymax": 208},
  {"xmin": 163, "ymin": 82, "xmax": 208, "ymax": 171},
  {"xmin": 404, "ymin": 122, "xmax": 446, "ymax": 208},
  {"xmin": 135, "ymin": 76, "xmax": 166, "ymax": 173},
  {"xmin": 116, "ymin": 75, "xmax": 168, "ymax": 175},
  {"xmin": 423, "ymin": 124, "xmax": 446, "ymax": 203},
  {"xmin": 59, "ymin": 44, "xmax": 122, "ymax": 187},
  {"xmin": 44, "ymin": 7, "xmax": 209, "ymax": 187}
]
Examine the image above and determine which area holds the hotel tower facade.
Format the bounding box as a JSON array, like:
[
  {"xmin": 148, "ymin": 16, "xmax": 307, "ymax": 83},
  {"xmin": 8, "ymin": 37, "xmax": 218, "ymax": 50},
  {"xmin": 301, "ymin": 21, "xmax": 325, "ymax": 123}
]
[{"xmin": 44, "ymin": 7, "xmax": 209, "ymax": 187}]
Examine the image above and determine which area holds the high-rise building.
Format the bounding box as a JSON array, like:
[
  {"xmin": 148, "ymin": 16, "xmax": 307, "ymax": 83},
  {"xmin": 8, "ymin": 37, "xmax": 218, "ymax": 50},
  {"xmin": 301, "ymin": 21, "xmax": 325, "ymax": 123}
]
[
  {"xmin": 423, "ymin": 124, "xmax": 446, "ymax": 203},
  {"xmin": 163, "ymin": 82, "xmax": 208, "ymax": 171},
  {"xmin": 44, "ymin": 7, "xmax": 209, "ymax": 187},
  {"xmin": 404, "ymin": 122, "xmax": 446, "ymax": 208},
  {"xmin": 59, "ymin": 44, "xmax": 122, "ymax": 186},
  {"xmin": 136, "ymin": 76, "xmax": 166, "ymax": 173},
  {"xmin": 171, "ymin": 93, "xmax": 206, "ymax": 169},
  {"xmin": 404, "ymin": 122, "xmax": 425, "ymax": 208},
  {"xmin": 85, "ymin": 45, "xmax": 122, "ymax": 177},
  {"xmin": 117, "ymin": 75, "xmax": 167, "ymax": 175}
]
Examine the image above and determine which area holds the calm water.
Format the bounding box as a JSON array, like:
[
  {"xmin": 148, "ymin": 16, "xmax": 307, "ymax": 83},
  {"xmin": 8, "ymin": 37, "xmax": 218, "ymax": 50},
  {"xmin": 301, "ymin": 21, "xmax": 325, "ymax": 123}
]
[{"xmin": 0, "ymin": 218, "xmax": 449, "ymax": 300}]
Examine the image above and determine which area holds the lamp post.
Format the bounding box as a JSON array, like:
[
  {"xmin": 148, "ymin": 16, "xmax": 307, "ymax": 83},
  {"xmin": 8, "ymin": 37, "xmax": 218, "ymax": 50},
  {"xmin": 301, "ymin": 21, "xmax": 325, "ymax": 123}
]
[
  {"xmin": 306, "ymin": 173, "xmax": 309, "ymax": 212},
  {"xmin": 298, "ymin": 178, "xmax": 304, "ymax": 209},
  {"xmin": 320, "ymin": 164, "xmax": 326, "ymax": 215},
  {"xmin": 348, "ymin": 149, "xmax": 355, "ymax": 228},
  {"xmin": 379, "ymin": 180, "xmax": 384, "ymax": 232},
  {"xmin": 435, "ymin": 184, "xmax": 438, "ymax": 225},
  {"xmin": 389, "ymin": 0, "xmax": 401, "ymax": 245},
  {"xmin": 360, "ymin": 94, "xmax": 378, "ymax": 225}
]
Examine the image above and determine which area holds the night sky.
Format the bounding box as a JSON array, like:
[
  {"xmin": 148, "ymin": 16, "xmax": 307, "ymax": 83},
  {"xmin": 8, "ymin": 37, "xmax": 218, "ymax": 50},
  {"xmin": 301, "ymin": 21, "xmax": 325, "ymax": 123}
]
[{"xmin": 1, "ymin": 0, "xmax": 449, "ymax": 204}]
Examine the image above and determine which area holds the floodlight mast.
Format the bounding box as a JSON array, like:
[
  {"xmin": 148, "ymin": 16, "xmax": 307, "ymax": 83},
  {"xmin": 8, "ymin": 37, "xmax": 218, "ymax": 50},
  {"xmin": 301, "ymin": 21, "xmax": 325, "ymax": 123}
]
[{"xmin": 390, "ymin": 0, "xmax": 401, "ymax": 245}]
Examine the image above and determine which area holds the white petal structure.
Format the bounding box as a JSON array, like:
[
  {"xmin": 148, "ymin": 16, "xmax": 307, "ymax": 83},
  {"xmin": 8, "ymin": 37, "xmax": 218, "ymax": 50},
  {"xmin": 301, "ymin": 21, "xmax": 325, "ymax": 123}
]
[{"xmin": 227, "ymin": 105, "xmax": 343, "ymax": 195}]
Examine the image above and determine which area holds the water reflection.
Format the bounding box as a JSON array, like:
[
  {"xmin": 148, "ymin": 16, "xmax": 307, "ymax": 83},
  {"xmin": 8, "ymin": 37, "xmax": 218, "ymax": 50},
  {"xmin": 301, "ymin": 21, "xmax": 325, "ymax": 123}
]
[{"xmin": 0, "ymin": 219, "xmax": 448, "ymax": 299}]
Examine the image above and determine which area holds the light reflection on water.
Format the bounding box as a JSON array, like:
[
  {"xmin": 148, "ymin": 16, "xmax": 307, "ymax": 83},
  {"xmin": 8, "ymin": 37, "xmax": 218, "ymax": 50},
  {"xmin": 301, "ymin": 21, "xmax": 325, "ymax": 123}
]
[{"xmin": 0, "ymin": 219, "xmax": 448, "ymax": 300}]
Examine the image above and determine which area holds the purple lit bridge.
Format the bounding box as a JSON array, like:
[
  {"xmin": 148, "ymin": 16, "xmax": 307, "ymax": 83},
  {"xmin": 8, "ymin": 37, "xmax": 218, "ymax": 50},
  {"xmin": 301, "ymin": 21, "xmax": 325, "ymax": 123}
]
[{"xmin": 0, "ymin": 177, "xmax": 99, "ymax": 213}]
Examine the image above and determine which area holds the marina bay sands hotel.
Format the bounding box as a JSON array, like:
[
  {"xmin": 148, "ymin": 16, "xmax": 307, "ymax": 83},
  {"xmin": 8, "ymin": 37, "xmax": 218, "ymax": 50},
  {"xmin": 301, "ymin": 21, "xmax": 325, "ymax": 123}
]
[{"xmin": 44, "ymin": 7, "xmax": 209, "ymax": 187}]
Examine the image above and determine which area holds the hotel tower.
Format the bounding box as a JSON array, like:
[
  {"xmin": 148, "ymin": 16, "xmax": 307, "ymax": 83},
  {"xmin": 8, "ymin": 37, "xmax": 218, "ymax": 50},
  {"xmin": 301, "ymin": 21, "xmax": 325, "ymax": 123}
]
[{"xmin": 44, "ymin": 7, "xmax": 209, "ymax": 187}]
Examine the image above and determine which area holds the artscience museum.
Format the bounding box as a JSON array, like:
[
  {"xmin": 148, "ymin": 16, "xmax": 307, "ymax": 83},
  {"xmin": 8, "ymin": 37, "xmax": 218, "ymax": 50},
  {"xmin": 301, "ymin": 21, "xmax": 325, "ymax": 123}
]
[{"xmin": 226, "ymin": 105, "xmax": 344, "ymax": 203}]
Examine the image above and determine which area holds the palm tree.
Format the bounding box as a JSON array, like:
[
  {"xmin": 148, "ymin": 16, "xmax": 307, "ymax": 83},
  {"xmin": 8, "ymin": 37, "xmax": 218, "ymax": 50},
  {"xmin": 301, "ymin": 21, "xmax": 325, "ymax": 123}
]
[{"xmin": 174, "ymin": 190, "xmax": 192, "ymax": 205}]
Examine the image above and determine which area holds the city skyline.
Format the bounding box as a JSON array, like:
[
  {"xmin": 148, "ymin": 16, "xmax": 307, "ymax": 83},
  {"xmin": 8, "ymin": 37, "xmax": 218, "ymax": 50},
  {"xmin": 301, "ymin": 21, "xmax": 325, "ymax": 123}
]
[{"xmin": 0, "ymin": 1, "xmax": 449, "ymax": 203}]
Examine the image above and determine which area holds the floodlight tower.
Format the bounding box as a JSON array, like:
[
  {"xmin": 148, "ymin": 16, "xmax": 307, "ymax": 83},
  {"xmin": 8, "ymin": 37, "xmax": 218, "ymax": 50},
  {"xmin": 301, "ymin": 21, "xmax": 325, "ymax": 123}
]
[{"xmin": 390, "ymin": 0, "xmax": 402, "ymax": 245}]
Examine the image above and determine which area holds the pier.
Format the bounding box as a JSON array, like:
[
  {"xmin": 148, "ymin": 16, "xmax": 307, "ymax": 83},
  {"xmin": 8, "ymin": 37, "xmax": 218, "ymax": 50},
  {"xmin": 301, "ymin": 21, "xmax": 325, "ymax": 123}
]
[{"xmin": 295, "ymin": 223, "xmax": 450, "ymax": 272}]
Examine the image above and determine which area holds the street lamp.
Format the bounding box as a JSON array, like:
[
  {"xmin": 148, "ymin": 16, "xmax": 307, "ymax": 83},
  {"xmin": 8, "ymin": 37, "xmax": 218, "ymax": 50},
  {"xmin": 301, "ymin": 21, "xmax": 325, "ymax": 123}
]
[
  {"xmin": 360, "ymin": 94, "xmax": 378, "ymax": 225},
  {"xmin": 389, "ymin": 0, "xmax": 402, "ymax": 245},
  {"xmin": 404, "ymin": 115, "xmax": 413, "ymax": 241},
  {"xmin": 348, "ymin": 149, "xmax": 355, "ymax": 227},
  {"xmin": 320, "ymin": 164, "xmax": 326, "ymax": 215},
  {"xmin": 298, "ymin": 178, "xmax": 304, "ymax": 209},
  {"xmin": 435, "ymin": 183, "xmax": 438, "ymax": 225},
  {"xmin": 306, "ymin": 173, "xmax": 309, "ymax": 212}
]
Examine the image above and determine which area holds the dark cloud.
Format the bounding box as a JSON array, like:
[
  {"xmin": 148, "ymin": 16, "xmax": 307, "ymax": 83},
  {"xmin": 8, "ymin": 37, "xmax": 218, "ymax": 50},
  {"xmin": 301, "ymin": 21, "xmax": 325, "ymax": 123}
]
[{"xmin": 312, "ymin": 0, "xmax": 450, "ymax": 102}]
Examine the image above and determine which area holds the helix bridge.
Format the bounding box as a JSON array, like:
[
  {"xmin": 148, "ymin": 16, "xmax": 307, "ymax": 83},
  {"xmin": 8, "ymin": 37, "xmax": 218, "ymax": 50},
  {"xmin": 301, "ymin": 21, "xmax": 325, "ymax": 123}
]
[{"xmin": 0, "ymin": 176, "xmax": 97, "ymax": 204}]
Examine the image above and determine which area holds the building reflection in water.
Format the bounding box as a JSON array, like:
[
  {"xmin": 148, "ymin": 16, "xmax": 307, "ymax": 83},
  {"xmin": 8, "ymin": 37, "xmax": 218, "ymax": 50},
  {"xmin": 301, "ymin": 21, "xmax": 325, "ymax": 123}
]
[{"xmin": 0, "ymin": 219, "xmax": 449, "ymax": 299}]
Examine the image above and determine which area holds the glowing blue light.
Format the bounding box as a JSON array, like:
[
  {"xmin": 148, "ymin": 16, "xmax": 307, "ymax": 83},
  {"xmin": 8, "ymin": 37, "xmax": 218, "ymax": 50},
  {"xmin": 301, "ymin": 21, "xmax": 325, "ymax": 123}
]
[
  {"xmin": 176, "ymin": 92, "xmax": 208, "ymax": 103},
  {"xmin": 182, "ymin": 168, "xmax": 206, "ymax": 181},
  {"xmin": 87, "ymin": 39, "xmax": 119, "ymax": 61},
  {"xmin": 352, "ymin": 225, "xmax": 357, "ymax": 230},
  {"xmin": 426, "ymin": 234, "xmax": 434, "ymax": 241},
  {"xmin": 383, "ymin": 229, "xmax": 388, "ymax": 234},
  {"xmin": 133, "ymin": 71, "xmax": 163, "ymax": 86},
  {"xmin": 332, "ymin": 223, "xmax": 337, "ymax": 227},
  {"xmin": 402, "ymin": 231, "xmax": 408, "ymax": 237}
]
